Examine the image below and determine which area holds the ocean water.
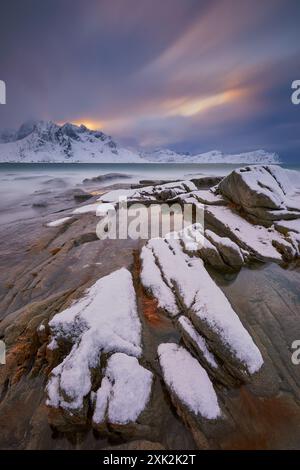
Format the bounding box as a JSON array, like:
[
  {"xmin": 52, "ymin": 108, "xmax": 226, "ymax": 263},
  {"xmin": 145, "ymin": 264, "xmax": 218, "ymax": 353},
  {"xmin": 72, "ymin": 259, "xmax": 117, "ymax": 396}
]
[{"xmin": 0, "ymin": 163, "xmax": 299, "ymax": 224}]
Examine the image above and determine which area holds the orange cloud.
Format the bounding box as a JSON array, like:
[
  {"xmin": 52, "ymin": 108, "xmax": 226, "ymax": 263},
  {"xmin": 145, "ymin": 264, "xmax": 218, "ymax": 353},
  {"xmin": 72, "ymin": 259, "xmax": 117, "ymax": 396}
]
[
  {"xmin": 56, "ymin": 119, "xmax": 104, "ymax": 130},
  {"xmin": 162, "ymin": 88, "xmax": 247, "ymax": 118}
]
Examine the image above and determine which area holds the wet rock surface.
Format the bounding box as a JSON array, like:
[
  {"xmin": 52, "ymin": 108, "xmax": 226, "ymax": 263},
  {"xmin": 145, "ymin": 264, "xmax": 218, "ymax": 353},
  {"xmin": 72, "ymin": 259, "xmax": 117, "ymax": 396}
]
[{"xmin": 0, "ymin": 167, "xmax": 300, "ymax": 450}]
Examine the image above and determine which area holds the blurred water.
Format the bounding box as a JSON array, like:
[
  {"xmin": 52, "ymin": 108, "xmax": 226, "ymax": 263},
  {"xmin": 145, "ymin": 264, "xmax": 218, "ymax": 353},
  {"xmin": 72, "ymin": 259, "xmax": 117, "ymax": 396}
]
[{"xmin": 0, "ymin": 163, "xmax": 299, "ymax": 224}]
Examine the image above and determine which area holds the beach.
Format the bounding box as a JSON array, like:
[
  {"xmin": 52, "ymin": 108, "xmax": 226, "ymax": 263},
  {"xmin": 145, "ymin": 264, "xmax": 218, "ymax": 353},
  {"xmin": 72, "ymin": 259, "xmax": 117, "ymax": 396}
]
[{"xmin": 0, "ymin": 163, "xmax": 299, "ymax": 450}]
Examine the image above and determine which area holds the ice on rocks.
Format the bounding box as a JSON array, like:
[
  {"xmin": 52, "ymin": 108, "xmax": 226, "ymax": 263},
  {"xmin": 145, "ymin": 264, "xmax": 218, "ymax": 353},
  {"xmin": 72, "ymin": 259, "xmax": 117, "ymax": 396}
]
[{"xmin": 158, "ymin": 343, "xmax": 221, "ymax": 420}]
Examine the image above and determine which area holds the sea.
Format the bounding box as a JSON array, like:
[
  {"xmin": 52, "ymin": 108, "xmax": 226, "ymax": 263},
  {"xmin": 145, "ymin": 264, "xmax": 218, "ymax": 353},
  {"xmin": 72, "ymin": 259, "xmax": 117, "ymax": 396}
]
[{"xmin": 0, "ymin": 162, "xmax": 299, "ymax": 224}]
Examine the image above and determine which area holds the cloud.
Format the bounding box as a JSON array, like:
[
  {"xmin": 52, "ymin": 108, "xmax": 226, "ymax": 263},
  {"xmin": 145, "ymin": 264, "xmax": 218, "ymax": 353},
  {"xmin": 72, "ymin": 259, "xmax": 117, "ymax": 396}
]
[{"xmin": 0, "ymin": 0, "xmax": 299, "ymax": 160}]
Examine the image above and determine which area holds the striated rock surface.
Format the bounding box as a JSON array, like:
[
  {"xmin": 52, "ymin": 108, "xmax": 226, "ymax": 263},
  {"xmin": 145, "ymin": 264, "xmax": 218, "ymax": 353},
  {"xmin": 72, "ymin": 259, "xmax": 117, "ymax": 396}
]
[
  {"xmin": 140, "ymin": 237, "xmax": 263, "ymax": 378},
  {"xmin": 1, "ymin": 164, "xmax": 300, "ymax": 450},
  {"xmin": 205, "ymin": 229, "xmax": 245, "ymax": 269}
]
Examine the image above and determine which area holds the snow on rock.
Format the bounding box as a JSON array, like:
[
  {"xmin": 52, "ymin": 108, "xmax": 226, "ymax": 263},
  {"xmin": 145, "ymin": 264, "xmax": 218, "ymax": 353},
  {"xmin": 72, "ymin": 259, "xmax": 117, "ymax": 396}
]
[
  {"xmin": 97, "ymin": 180, "xmax": 199, "ymax": 211},
  {"xmin": 216, "ymin": 166, "xmax": 300, "ymax": 224},
  {"xmin": 198, "ymin": 237, "xmax": 227, "ymax": 269},
  {"xmin": 158, "ymin": 343, "xmax": 221, "ymax": 420},
  {"xmin": 98, "ymin": 189, "xmax": 136, "ymax": 203},
  {"xmin": 140, "ymin": 244, "xmax": 179, "ymax": 316},
  {"xmin": 217, "ymin": 165, "xmax": 287, "ymax": 210},
  {"xmin": 46, "ymin": 216, "xmax": 73, "ymax": 227},
  {"xmin": 46, "ymin": 268, "xmax": 142, "ymax": 412},
  {"xmin": 205, "ymin": 229, "xmax": 245, "ymax": 268},
  {"xmin": 141, "ymin": 238, "xmax": 263, "ymax": 373},
  {"xmin": 124, "ymin": 180, "xmax": 198, "ymax": 204},
  {"xmin": 175, "ymin": 223, "xmax": 205, "ymax": 253},
  {"xmin": 93, "ymin": 353, "xmax": 153, "ymax": 426},
  {"xmin": 275, "ymin": 218, "xmax": 300, "ymax": 234},
  {"xmin": 285, "ymin": 169, "xmax": 300, "ymax": 190},
  {"xmin": 177, "ymin": 316, "xmax": 218, "ymax": 370},
  {"xmin": 72, "ymin": 202, "xmax": 114, "ymax": 215},
  {"xmin": 175, "ymin": 224, "xmax": 243, "ymax": 270},
  {"xmin": 187, "ymin": 189, "xmax": 226, "ymax": 206},
  {"xmin": 205, "ymin": 205, "xmax": 290, "ymax": 263},
  {"xmin": 72, "ymin": 203, "xmax": 101, "ymax": 214},
  {"xmin": 266, "ymin": 165, "xmax": 295, "ymax": 196},
  {"xmin": 141, "ymin": 237, "xmax": 263, "ymax": 375}
]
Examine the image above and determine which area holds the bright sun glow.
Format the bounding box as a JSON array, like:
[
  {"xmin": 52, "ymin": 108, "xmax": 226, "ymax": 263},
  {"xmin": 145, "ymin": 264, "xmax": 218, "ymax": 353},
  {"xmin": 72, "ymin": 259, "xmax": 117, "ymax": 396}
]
[{"xmin": 56, "ymin": 119, "xmax": 104, "ymax": 130}]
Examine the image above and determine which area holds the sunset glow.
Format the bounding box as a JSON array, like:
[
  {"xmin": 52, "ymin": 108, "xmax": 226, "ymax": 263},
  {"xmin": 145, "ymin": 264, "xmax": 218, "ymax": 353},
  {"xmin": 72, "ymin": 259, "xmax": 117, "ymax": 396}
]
[
  {"xmin": 1, "ymin": 0, "xmax": 299, "ymax": 160},
  {"xmin": 56, "ymin": 119, "xmax": 104, "ymax": 131}
]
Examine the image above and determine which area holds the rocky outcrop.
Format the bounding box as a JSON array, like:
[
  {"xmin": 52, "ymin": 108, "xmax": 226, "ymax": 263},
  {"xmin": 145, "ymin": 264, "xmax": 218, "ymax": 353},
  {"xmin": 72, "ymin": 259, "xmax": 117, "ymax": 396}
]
[
  {"xmin": 46, "ymin": 268, "xmax": 145, "ymax": 430},
  {"xmin": 83, "ymin": 173, "xmax": 132, "ymax": 184},
  {"xmin": 216, "ymin": 165, "xmax": 300, "ymax": 224},
  {"xmin": 205, "ymin": 229, "xmax": 245, "ymax": 269},
  {"xmin": 205, "ymin": 205, "xmax": 298, "ymax": 263},
  {"xmin": 1, "ymin": 164, "xmax": 300, "ymax": 450},
  {"xmin": 157, "ymin": 343, "xmax": 227, "ymax": 449},
  {"xmin": 140, "ymin": 237, "xmax": 263, "ymax": 379},
  {"xmin": 92, "ymin": 353, "xmax": 153, "ymax": 435}
]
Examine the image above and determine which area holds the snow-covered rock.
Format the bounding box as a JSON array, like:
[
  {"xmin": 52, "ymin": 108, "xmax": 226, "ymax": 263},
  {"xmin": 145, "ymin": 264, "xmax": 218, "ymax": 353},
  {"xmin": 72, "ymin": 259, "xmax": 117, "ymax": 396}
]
[
  {"xmin": 92, "ymin": 353, "xmax": 153, "ymax": 428},
  {"xmin": 190, "ymin": 189, "xmax": 227, "ymax": 206},
  {"xmin": 217, "ymin": 165, "xmax": 299, "ymax": 222},
  {"xmin": 97, "ymin": 180, "xmax": 198, "ymax": 208},
  {"xmin": 274, "ymin": 218, "xmax": 300, "ymax": 235},
  {"xmin": 140, "ymin": 244, "xmax": 179, "ymax": 316},
  {"xmin": 141, "ymin": 237, "xmax": 263, "ymax": 377},
  {"xmin": 205, "ymin": 205, "xmax": 296, "ymax": 262},
  {"xmin": 158, "ymin": 343, "xmax": 221, "ymax": 420},
  {"xmin": 46, "ymin": 216, "xmax": 73, "ymax": 227},
  {"xmin": 46, "ymin": 268, "xmax": 142, "ymax": 416},
  {"xmin": 177, "ymin": 316, "xmax": 218, "ymax": 370},
  {"xmin": 205, "ymin": 229, "xmax": 245, "ymax": 269},
  {"xmin": 72, "ymin": 202, "xmax": 114, "ymax": 215}
]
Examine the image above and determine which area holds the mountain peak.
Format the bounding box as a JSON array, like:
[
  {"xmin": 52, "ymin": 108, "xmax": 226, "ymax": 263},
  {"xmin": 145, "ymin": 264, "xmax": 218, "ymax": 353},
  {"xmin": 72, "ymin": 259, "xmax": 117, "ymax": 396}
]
[
  {"xmin": 0, "ymin": 120, "xmax": 143, "ymax": 163},
  {"xmin": 0, "ymin": 120, "xmax": 280, "ymax": 164}
]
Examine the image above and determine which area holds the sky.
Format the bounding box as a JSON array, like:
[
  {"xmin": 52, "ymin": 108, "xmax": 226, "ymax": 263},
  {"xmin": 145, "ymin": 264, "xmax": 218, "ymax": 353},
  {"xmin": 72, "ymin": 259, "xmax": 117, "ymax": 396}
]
[{"xmin": 0, "ymin": 0, "xmax": 299, "ymax": 162}]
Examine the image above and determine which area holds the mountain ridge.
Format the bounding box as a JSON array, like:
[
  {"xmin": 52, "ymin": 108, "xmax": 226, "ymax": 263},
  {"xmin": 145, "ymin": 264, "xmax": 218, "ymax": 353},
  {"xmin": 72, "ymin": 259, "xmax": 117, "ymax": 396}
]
[{"xmin": 0, "ymin": 120, "xmax": 280, "ymax": 164}]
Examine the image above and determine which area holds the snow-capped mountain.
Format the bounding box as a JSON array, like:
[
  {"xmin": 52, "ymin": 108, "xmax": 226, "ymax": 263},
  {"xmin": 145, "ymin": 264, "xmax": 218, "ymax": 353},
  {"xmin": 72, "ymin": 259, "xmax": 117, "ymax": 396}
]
[
  {"xmin": 0, "ymin": 120, "xmax": 144, "ymax": 163},
  {"xmin": 0, "ymin": 120, "xmax": 280, "ymax": 164},
  {"xmin": 141, "ymin": 148, "xmax": 281, "ymax": 164}
]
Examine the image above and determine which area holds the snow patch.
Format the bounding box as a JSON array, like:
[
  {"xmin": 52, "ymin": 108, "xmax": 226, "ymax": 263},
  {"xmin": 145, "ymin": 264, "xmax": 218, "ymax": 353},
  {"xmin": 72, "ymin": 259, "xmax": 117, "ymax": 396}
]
[
  {"xmin": 93, "ymin": 353, "xmax": 153, "ymax": 425},
  {"xmin": 158, "ymin": 343, "xmax": 221, "ymax": 420},
  {"xmin": 143, "ymin": 237, "xmax": 263, "ymax": 374},
  {"xmin": 46, "ymin": 216, "xmax": 72, "ymax": 227},
  {"xmin": 47, "ymin": 268, "xmax": 142, "ymax": 410}
]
